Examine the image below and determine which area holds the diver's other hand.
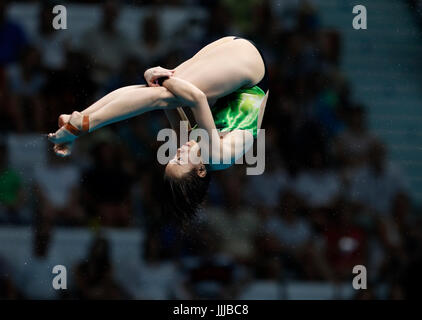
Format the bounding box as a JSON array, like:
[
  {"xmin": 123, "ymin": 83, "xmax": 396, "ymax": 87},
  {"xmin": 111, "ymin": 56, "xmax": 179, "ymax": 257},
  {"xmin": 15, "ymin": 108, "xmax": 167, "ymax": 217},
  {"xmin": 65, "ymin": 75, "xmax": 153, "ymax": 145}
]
[
  {"xmin": 144, "ymin": 66, "xmax": 174, "ymax": 87},
  {"xmin": 53, "ymin": 142, "xmax": 74, "ymax": 157}
]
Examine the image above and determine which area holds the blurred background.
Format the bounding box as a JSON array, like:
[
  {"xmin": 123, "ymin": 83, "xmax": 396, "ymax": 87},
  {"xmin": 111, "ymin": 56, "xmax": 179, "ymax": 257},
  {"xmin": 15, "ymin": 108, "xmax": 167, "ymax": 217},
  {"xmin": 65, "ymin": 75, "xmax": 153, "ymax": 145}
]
[{"xmin": 1, "ymin": 0, "xmax": 422, "ymax": 300}]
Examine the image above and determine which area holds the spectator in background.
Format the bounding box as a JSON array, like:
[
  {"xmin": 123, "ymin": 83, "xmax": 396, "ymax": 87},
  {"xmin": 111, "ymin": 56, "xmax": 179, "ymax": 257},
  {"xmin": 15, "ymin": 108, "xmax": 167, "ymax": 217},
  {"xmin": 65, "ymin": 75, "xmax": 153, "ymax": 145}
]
[
  {"xmin": 132, "ymin": 13, "xmax": 170, "ymax": 66},
  {"xmin": 0, "ymin": 142, "xmax": 26, "ymax": 224},
  {"xmin": 401, "ymin": 217, "xmax": 422, "ymax": 299},
  {"xmin": 117, "ymin": 115, "xmax": 161, "ymax": 167},
  {"xmin": 7, "ymin": 46, "xmax": 46, "ymax": 132},
  {"xmin": 348, "ymin": 141, "xmax": 409, "ymax": 217},
  {"xmin": 238, "ymin": 255, "xmax": 282, "ymax": 300},
  {"xmin": 41, "ymin": 50, "xmax": 97, "ymax": 131},
  {"xmin": 0, "ymin": 256, "xmax": 23, "ymax": 299},
  {"xmin": 391, "ymin": 192, "xmax": 415, "ymax": 256},
  {"xmin": 317, "ymin": 29, "xmax": 341, "ymax": 67},
  {"xmin": 371, "ymin": 192, "xmax": 412, "ymax": 283},
  {"xmin": 264, "ymin": 191, "xmax": 312, "ymax": 267},
  {"xmin": 7, "ymin": 46, "xmax": 45, "ymax": 97},
  {"xmin": 312, "ymin": 72, "xmax": 347, "ymax": 138},
  {"xmin": 74, "ymin": 235, "xmax": 129, "ymax": 299},
  {"xmin": 80, "ymin": 0, "xmax": 131, "ymax": 84},
  {"xmin": 33, "ymin": 1, "xmax": 69, "ymax": 71},
  {"xmin": 205, "ymin": 169, "xmax": 260, "ymax": 263},
  {"xmin": 33, "ymin": 151, "xmax": 84, "ymax": 226},
  {"xmin": 387, "ymin": 282, "xmax": 405, "ymax": 300},
  {"xmin": 243, "ymin": 127, "xmax": 291, "ymax": 211},
  {"xmin": 202, "ymin": 1, "xmax": 234, "ymax": 44},
  {"xmin": 296, "ymin": 0, "xmax": 320, "ymax": 36},
  {"xmin": 103, "ymin": 55, "xmax": 145, "ymax": 94},
  {"xmin": 221, "ymin": 0, "xmax": 267, "ymax": 36},
  {"xmin": 260, "ymin": 191, "xmax": 332, "ymax": 280},
  {"xmin": 249, "ymin": 0, "xmax": 276, "ymax": 43},
  {"xmin": 294, "ymin": 143, "xmax": 341, "ymax": 210},
  {"xmin": 0, "ymin": 0, "xmax": 28, "ymax": 66},
  {"xmin": 172, "ymin": 16, "xmax": 207, "ymax": 61},
  {"xmin": 0, "ymin": 68, "xmax": 23, "ymax": 133},
  {"xmin": 334, "ymin": 105, "xmax": 378, "ymax": 171},
  {"xmin": 354, "ymin": 287, "xmax": 377, "ymax": 300},
  {"xmin": 82, "ymin": 141, "xmax": 133, "ymax": 227},
  {"xmin": 129, "ymin": 231, "xmax": 180, "ymax": 299},
  {"xmin": 132, "ymin": 166, "xmax": 165, "ymax": 227},
  {"xmin": 244, "ymin": 159, "xmax": 289, "ymax": 211},
  {"xmin": 18, "ymin": 220, "xmax": 59, "ymax": 299},
  {"xmin": 180, "ymin": 225, "xmax": 241, "ymax": 299},
  {"xmin": 323, "ymin": 200, "xmax": 367, "ymax": 280}
]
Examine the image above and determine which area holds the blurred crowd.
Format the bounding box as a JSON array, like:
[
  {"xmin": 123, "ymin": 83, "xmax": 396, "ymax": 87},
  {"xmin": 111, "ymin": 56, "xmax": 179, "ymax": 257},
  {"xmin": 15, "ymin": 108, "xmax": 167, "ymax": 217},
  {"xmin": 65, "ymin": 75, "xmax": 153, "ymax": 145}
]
[{"xmin": 1, "ymin": 0, "xmax": 422, "ymax": 300}]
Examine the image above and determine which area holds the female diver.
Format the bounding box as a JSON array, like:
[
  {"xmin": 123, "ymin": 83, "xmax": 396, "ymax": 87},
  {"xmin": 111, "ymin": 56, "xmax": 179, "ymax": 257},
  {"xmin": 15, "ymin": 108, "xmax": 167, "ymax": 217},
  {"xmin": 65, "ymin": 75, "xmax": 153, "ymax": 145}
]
[{"xmin": 48, "ymin": 36, "xmax": 269, "ymax": 220}]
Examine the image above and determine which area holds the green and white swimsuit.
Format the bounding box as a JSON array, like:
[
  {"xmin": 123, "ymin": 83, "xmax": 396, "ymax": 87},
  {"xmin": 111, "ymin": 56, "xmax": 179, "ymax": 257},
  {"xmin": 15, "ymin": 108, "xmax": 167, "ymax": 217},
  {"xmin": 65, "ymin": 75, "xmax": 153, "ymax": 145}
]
[
  {"xmin": 211, "ymin": 85, "xmax": 266, "ymax": 138},
  {"xmin": 211, "ymin": 37, "xmax": 268, "ymax": 138}
]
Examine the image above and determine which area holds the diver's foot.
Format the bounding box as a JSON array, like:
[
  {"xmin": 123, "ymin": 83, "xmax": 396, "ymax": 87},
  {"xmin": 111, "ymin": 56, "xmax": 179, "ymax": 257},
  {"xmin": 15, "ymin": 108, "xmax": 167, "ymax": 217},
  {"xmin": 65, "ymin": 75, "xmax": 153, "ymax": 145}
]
[
  {"xmin": 53, "ymin": 114, "xmax": 73, "ymax": 157},
  {"xmin": 58, "ymin": 114, "xmax": 71, "ymax": 128},
  {"xmin": 48, "ymin": 111, "xmax": 89, "ymax": 144}
]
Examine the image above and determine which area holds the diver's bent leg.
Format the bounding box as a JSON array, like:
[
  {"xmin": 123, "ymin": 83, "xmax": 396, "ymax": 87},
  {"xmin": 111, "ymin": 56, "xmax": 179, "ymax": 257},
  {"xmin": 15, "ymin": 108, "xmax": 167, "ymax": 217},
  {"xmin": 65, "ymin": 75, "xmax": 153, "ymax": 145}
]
[
  {"xmin": 58, "ymin": 85, "xmax": 146, "ymax": 124},
  {"xmin": 173, "ymin": 38, "xmax": 265, "ymax": 100},
  {"xmin": 80, "ymin": 85, "xmax": 146, "ymax": 115},
  {"xmin": 88, "ymin": 86, "xmax": 177, "ymax": 131},
  {"xmin": 54, "ymin": 85, "xmax": 149, "ymax": 155},
  {"xmin": 57, "ymin": 85, "xmax": 147, "ymax": 130},
  {"xmin": 174, "ymin": 36, "xmax": 235, "ymax": 74},
  {"xmin": 49, "ymin": 86, "xmax": 179, "ymax": 144}
]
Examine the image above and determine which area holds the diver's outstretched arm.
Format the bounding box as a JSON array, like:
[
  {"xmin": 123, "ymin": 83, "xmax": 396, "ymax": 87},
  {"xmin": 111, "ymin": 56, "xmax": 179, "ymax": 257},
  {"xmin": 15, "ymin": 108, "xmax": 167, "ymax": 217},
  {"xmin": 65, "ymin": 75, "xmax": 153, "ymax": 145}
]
[
  {"xmin": 161, "ymin": 77, "xmax": 221, "ymax": 145},
  {"xmin": 160, "ymin": 76, "xmax": 226, "ymax": 163}
]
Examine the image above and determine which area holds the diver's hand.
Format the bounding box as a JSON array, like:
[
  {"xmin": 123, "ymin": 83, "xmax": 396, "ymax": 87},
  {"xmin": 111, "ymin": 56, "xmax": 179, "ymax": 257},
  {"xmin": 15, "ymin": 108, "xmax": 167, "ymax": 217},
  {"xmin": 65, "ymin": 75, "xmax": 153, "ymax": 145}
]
[
  {"xmin": 52, "ymin": 114, "xmax": 74, "ymax": 157},
  {"xmin": 53, "ymin": 142, "xmax": 74, "ymax": 157},
  {"xmin": 144, "ymin": 66, "xmax": 175, "ymax": 87}
]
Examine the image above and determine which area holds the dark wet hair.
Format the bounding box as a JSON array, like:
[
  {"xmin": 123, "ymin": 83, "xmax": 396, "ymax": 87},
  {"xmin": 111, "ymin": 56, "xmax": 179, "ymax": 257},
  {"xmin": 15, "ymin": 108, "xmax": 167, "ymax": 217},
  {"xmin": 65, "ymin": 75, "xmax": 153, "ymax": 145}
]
[{"xmin": 162, "ymin": 167, "xmax": 211, "ymax": 222}]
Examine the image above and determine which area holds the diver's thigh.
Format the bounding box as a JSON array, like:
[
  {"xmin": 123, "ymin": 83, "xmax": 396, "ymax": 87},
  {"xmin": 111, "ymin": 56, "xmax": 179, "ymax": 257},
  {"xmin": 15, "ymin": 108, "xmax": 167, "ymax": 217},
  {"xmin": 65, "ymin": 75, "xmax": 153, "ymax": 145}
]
[
  {"xmin": 190, "ymin": 36, "xmax": 236, "ymax": 59},
  {"xmin": 173, "ymin": 36, "xmax": 236, "ymax": 74},
  {"xmin": 173, "ymin": 39, "xmax": 265, "ymax": 100}
]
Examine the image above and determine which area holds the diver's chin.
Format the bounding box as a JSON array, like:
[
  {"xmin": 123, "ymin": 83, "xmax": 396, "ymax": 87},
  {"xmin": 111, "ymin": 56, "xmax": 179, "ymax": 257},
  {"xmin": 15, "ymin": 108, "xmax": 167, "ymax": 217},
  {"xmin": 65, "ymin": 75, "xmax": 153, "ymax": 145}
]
[{"xmin": 168, "ymin": 158, "xmax": 178, "ymax": 165}]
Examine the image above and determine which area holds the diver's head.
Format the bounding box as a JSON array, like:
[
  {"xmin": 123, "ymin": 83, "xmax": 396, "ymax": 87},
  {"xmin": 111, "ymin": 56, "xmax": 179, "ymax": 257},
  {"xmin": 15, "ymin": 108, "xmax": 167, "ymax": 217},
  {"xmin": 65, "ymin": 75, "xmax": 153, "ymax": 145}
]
[
  {"xmin": 165, "ymin": 140, "xmax": 204, "ymax": 177},
  {"xmin": 163, "ymin": 140, "xmax": 210, "ymax": 221}
]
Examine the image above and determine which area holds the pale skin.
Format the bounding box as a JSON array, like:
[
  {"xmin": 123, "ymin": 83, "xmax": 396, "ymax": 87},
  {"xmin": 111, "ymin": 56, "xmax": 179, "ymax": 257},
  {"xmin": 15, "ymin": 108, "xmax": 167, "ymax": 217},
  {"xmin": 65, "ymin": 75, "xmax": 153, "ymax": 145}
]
[{"xmin": 48, "ymin": 36, "xmax": 268, "ymax": 177}]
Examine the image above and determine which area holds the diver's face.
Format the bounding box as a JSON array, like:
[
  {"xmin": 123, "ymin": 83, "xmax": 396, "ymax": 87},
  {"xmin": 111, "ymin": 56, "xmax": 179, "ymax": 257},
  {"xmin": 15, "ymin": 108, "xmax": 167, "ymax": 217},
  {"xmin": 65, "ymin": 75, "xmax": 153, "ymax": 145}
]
[{"xmin": 165, "ymin": 140, "xmax": 204, "ymax": 178}]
